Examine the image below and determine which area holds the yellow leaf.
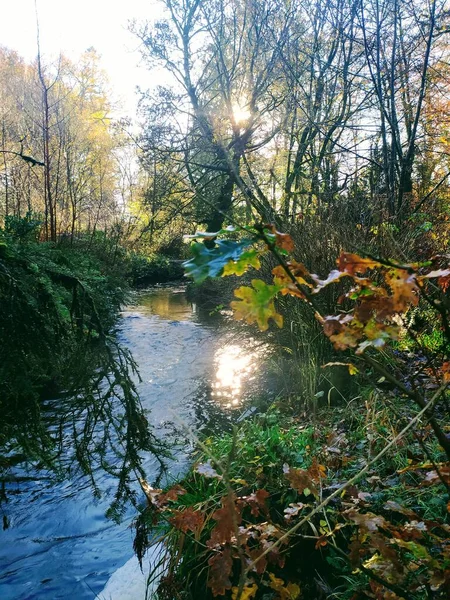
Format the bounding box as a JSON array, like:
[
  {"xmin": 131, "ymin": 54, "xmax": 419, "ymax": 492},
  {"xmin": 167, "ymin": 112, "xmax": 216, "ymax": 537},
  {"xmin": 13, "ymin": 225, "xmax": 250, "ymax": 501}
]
[
  {"xmin": 231, "ymin": 583, "xmax": 258, "ymax": 600},
  {"xmin": 268, "ymin": 573, "xmax": 301, "ymax": 599},
  {"xmin": 231, "ymin": 280, "xmax": 283, "ymax": 331}
]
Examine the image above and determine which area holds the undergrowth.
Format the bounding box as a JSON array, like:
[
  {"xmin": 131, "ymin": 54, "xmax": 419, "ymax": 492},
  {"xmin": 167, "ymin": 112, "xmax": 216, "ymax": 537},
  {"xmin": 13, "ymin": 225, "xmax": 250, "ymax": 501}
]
[
  {"xmin": 0, "ymin": 215, "xmax": 165, "ymax": 518},
  {"xmin": 136, "ymin": 395, "xmax": 449, "ymax": 599}
]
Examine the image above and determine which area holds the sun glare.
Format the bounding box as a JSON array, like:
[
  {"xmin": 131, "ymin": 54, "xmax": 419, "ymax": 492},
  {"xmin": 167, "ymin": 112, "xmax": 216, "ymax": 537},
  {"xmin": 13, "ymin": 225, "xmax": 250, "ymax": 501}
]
[
  {"xmin": 232, "ymin": 102, "xmax": 251, "ymax": 125},
  {"xmin": 211, "ymin": 342, "xmax": 263, "ymax": 407}
]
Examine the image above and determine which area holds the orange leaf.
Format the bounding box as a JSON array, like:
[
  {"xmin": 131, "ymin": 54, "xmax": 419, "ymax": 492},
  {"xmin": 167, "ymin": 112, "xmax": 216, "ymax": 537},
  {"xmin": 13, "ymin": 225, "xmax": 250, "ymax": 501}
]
[
  {"xmin": 169, "ymin": 506, "xmax": 204, "ymax": 533},
  {"xmin": 158, "ymin": 484, "xmax": 186, "ymax": 505},
  {"xmin": 338, "ymin": 253, "xmax": 381, "ymax": 275},
  {"xmin": 283, "ymin": 464, "xmax": 318, "ymax": 497},
  {"xmin": 264, "ymin": 224, "xmax": 295, "ymax": 252},
  {"xmin": 207, "ymin": 496, "xmax": 243, "ymax": 547},
  {"xmin": 385, "ymin": 269, "xmax": 419, "ymax": 311}
]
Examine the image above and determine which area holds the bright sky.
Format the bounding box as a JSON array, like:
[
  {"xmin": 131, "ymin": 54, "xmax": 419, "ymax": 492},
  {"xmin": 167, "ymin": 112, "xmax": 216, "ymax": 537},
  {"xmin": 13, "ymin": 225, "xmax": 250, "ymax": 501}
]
[{"xmin": 0, "ymin": 0, "xmax": 163, "ymax": 117}]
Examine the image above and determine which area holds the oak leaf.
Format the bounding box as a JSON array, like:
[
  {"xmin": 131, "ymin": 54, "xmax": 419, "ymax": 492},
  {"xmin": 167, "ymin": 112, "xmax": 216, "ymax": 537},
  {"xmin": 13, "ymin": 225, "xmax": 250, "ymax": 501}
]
[
  {"xmin": 208, "ymin": 496, "xmax": 243, "ymax": 547},
  {"xmin": 243, "ymin": 488, "xmax": 270, "ymax": 517},
  {"xmin": 195, "ymin": 460, "xmax": 223, "ymax": 479},
  {"xmin": 346, "ymin": 509, "xmax": 387, "ymax": 532},
  {"xmin": 231, "ymin": 280, "xmax": 283, "ymax": 331},
  {"xmin": 208, "ymin": 546, "xmax": 233, "ymax": 596},
  {"xmin": 157, "ymin": 484, "xmax": 186, "ymax": 505},
  {"xmin": 338, "ymin": 253, "xmax": 381, "ymax": 275},
  {"xmin": 264, "ymin": 224, "xmax": 295, "ymax": 252},
  {"xmin": 272, "ymin": 261, "xmax": 312, "ymax": 298},
  {"xmin": 231, "ymin": 583, "xmax": 258, "ymax": 600},
  {"xmin": 283, "ymin": 464, "xmax": 318, "ymax": 497},
  {"xmin": 268, "ymin": 573, "xmax": 301, "ymax": 599},
  {"xmin": 223, "ymin": 249, "xmax": 261, "ymax": 276},
  {"xmin": 385, "ymin": 269, "xmax": 419, "ymax": 311},
  {"xmin": 169, "ymin": 507, "xmax": 204, "ymax": 533},
  {"xmin": 311, "ymin": 269, "xmax": 349, "ymax": 292}
]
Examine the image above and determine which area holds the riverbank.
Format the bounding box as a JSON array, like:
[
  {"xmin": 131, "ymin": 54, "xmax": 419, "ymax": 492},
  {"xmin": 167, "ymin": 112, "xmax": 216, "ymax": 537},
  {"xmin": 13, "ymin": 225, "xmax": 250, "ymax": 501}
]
[
  {"xmin": 137, "ymin": 397, "xmax": 449, "ymax": 599},
  {"xmin": 0, "ymin": 222, "xmax": 132, "ymax": 463},
  {"xmin": 0, "ymin": 285, "xmax": 276, "ymax": 599}
]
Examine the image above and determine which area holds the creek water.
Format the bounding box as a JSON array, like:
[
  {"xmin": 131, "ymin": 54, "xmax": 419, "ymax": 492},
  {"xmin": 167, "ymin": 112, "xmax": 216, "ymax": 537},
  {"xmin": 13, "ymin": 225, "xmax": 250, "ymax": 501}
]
[{"xmin": 0, "ymin": 286, "xmax": 273, "ymax": 600}]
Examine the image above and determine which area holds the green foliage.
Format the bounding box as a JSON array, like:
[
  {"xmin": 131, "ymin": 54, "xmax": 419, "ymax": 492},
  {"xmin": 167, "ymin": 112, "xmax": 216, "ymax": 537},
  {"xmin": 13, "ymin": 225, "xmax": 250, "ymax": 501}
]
[
  {"xmin": 127, "ymin": 251, "xmax": 183, "ymax": 286},
  {"xmin": 183, "ymin": 239, "xmax": 255, "ymax": 283},
  {"xmin": 0, "ymin": 218, "xmax": 165, "ymax": 513}
]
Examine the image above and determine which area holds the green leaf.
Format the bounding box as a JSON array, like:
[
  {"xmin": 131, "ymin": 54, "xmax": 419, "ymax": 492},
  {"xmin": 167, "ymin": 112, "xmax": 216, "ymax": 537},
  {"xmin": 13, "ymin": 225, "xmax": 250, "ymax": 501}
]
[
  {"xmin": 222, "ymin": 249, "xmax": 260, "ymax": 276},
  {"xmin": 183, "ymin": 239, "xmax": 253, "ymax": 283},
  {"xmin": 183, "ymin": 226, "xmax": 237, "ymax": 240},
  {"xmin": 230, "ymin": 279, "xmax": 283, "ymax": 331}
]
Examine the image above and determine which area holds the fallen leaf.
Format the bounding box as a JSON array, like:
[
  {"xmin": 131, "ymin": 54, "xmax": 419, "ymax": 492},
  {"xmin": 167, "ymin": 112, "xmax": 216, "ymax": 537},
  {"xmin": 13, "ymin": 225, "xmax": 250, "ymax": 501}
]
[
  {"xmin": 208, "ymin": 496, "xmax": 243, "ymax": 547},
  {"xmin": 208, "ymin": 546, "xmax": 233, "ymax": 596},
  {"xmin": 169, "ymin": 507, "xmax": 204, "ymax": 534},
  {"xmin": 231, "ymin": 583, "xmax": 258, "ymax": 600},
  {"xmin": 196, "ymin": 460, "xmax": 223, "ymax": 479},
  {"xmin": 284, "ymin": 465, "xmax": 318, "ymax": 497}
]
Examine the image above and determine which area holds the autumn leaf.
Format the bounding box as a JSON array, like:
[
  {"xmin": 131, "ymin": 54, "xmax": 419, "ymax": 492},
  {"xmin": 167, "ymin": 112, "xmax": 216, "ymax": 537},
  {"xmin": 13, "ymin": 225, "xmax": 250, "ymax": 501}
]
[
  {"xmin": 315, "ymin": 535, "xmax": 328, "ymax": 549},
  {"xmin": 382, "ymin": 500, "xmax": 417, "ymax": 518},
  {"xmin": 157, "ymin": 484, "xmax": 187, "ymax": 505},
  {"xmin": 308, "ymin": 458, "xmax": 327, "ymax": 482},
  {"xmin": 195, "ymin": 460, "xmax": 223, "ymax": 479},
  {"xmin": 338, "ymin": 253, "xmax": 381, "ymax": 275},
  {"xmin": 231, "ymin": 583, "xmax": 258, "ymax": 600},
  {"xmin": 385, "ymin": 269, "xmax": 419, "ymax": 311},
  {"xmin": 283, "ymin": 464, "xmax": 318, "ymax": 497},
  {"xmin": 208, "ymin": 546, "xmax": 233, "ymax": 596},
  {"xmin": 418, "ymin": 268, "xmax": 450, "ymax": 280},
  {"xmin": 273, "ymin": 260, "xmax": 310, "ymax": 280},
  {"xmin": 139, "ymin": 479, "xmax": 163, "ymax": 506},
  {"xmin": 139, "ymin": 480, "xmax": 186, "ymax": 507},
  {"xmin": 272, "ymin": 262, "xmax": 313, "ymax": 298},
  {"xmin": 243, "ymin": 488, "xmax": 270, "ymax": 517},
  {"xmin": 247, "ymin": 545, "xmax": 269, "ymax": 574},
  {"xmin": 208, "ymin": 496, "xmax": 243, "ymax": 547},
  {"xmin": 346, "ymin": 509, "xmax": 387, "ymax": 532},
  {"xmin": 363, "ymin": 553, "xmax": 403, "ymax": 585},
  {"xmin": 264, "ymin": 224, "xmax": 295, "ymax": 252},
  {"xmin": 231, "ymin": 279, "xmax": 283, "ymax": 331},
  {"xmin": 284, "ymin": 503, "xmax": 306, "ymax": 521},
  {"xmin": 441, "ymin": 361, "xmax": 450, "ymax": 382},
  {"xmin": 169, "ymin": 506, "xmax": 204, "ymax": 533},
  {"xmin": 223, "ymin": 249, "xmax": 261, "ymax": 276},
  {"xmin": 311, "ymin": 269, "xmax": 349, "ymax": 292},
  {"xmin": 438, "ymin": 273, "xmax": 450, "ymax": 292},
  {"xmin": 267, "ymin": 573, "xmax": 301, "ymax": 599}
]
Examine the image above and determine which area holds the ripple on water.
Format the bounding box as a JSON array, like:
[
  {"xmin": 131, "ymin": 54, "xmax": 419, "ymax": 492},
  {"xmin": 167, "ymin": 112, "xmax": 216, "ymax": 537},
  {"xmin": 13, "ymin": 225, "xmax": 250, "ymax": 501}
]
[{"xmin": 0, "ymin": 286, "xmax": 273, "ymax": 599}]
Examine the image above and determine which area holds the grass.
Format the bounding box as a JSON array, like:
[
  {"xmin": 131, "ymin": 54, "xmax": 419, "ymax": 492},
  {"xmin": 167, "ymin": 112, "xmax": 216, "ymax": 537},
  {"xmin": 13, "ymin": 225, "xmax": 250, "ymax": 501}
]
[{"xmin": 137, "ymin": 392, "xmax": 449, "ymax": 600}]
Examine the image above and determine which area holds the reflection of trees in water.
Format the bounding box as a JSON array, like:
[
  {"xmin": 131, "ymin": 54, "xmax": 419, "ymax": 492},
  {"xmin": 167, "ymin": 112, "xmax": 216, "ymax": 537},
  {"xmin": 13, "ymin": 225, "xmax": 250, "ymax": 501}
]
[
  {"xmin": 189, "ymin": 381, "xmax": 235, "ymax": 436},
  {"xmin": 2, "ymin": 339, "xmax": 168, "ymax": 522}
]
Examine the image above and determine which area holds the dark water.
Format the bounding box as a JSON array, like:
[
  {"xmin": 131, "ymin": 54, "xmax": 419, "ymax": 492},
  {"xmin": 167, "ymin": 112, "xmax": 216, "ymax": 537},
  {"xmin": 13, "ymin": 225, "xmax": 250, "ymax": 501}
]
[{"xmin": 0, "ymin": 286, "xmax": 271, "ymax": 599}]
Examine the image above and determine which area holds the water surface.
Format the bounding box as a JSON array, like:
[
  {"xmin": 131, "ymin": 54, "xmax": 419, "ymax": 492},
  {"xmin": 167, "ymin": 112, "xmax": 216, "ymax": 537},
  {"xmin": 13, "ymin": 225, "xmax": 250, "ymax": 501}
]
[{"xmin": 0, "ymin": 286, "xmax": 271, "ymax": 599}]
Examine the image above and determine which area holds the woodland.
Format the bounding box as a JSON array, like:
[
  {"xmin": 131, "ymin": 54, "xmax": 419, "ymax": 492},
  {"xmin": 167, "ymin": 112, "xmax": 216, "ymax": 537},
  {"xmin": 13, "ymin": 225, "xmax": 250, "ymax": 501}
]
[{"xmin": 1, "ymin": 0, "xmax": 450, "ymax": 598}]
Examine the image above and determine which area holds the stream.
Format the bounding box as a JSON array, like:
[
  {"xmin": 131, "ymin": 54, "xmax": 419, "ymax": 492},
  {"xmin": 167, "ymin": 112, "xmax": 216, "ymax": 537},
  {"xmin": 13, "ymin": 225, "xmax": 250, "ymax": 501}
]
[{"xmin": 0, "ymin": 286, "xmax": 273, "ymax": 600}]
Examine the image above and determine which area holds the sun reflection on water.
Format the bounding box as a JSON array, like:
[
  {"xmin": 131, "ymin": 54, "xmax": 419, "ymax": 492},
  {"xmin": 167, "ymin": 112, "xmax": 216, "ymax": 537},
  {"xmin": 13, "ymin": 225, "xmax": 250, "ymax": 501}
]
[{"xmin": 211, "ymin": 342, "xmax": 264, "ymax": 407}]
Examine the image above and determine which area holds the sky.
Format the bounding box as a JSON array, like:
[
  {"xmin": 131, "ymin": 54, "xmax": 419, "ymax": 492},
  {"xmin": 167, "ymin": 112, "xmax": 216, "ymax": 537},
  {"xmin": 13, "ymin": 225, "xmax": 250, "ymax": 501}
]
[{"xmin": 0, "ymin": 0, "xmax": 164, "ymax": 117}]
